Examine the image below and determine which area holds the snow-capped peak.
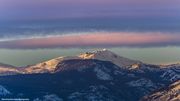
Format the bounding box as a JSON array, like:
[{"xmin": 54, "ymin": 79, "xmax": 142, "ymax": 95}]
[
  {"xmin": 0, "ymin": 49, "xmax": 140, "ymax": 75},
  {"xmin": 79, "ymin": 49, "xmax": 140, "ymax": 67},
  {"xmin": 23, "ymin": 49, "xmax": 140, "ymax": 74}
]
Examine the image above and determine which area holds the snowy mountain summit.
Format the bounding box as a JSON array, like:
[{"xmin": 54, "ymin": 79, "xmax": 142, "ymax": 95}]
[
  {"xmin": 79, "ymin": 49, "xmax": 140, "ymax": 67},
  {"xmin": 0, "ymin": 49, "xmax": 179, "ymax": 76},
  {"xmin": 23, "ymin": 49, "xmax": 140, "ymax": 74},
  {"xmin": 0, "ymin": 49, "xmax": 179, "ymax": 101}
]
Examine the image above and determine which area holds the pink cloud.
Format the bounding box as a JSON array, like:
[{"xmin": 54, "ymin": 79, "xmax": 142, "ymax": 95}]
[{"xmin": 0, "ymin": 32, "xmax": 180, "ymax": 49}]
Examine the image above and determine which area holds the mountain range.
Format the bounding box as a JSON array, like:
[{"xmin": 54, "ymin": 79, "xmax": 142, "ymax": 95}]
[{"xmin": 0, "ymin": 49, "xmax": 179, "ymax": 101}]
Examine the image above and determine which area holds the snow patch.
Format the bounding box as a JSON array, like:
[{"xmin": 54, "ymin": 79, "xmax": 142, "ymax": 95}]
[
  {"xmin": 114, "ymin": 70, "xmax": 125, "ymax": 75},
  {"xmin": 127, "ymin": 79, "xmax": 155, "ymax": 87},
  {"xmin": 0, "ymin": 85, "xmax": 10, "ymax": 96},
  {"xmin": 94, "ymin": 67, "xmax": 112, "ymax": 80},
  {"xmin": 68, "ymin": 85, "xmax": 110, "ymax": 101},
  {"xmin": 127, "ymin": 73, "xmax": 136, "ymax": 78},
  {"xmin": 68, "ymin": 92, "xmax": 84, "ymax": 100},
  {"xmin": 33, "ymin": 94, "xmax": 63, "ymax": 101},
  {"xmin": 161, "ymin": 69, "xmax": 180, "ymax": 82}
]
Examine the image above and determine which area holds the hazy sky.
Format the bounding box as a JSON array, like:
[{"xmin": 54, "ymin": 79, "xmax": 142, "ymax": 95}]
[
  {"xmin": 0, "ymin": 47, "xmax": 180, "ymax": 67},
  {"xmin": 0, "ymin": 0, "xmax": 180, "ymax": 21}
]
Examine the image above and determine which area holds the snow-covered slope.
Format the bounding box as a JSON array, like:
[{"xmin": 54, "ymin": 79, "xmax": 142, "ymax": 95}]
[
  {"xmin": 22, "ymin": 49, "xmax": 140, "ymax": 74},
  {"xmin": 141, "ymin": 80, "xmax": 180, "ymax": 101},
  {"xmin": 24, "ymin": 56, "xmax": 80, "ymax": 73},
  {"xmin": 34, "ymin": 94, "xmax": 63, "ymax": 101},
  {"xmin": 0, "ymin": 63, "xmax": 21, "ymax": 76},
  {"xmin": 0, "ymin": 85, "xmax": 10, "ymax": 96},
  {"xmin": 0, "ymin": 52, "xmax": 179, "ymax": 101},
  {"xmin": 79, "ymin": 49, "xmax": 140, "ymax": 67},
  {"xmin": 0, "ymin": 49, "xmax": 179, "ymax": 79},
  {"xmin": 0, "ymin": 49, "xmax": 179, "ymax": 77},
  {"xmin": 0, "ymin": 67, "xmax": 21, "ymax": 76}
]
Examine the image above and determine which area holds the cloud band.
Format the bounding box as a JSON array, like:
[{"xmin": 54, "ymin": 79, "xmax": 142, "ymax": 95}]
[{"xmin": 0, "ymin": 32, "xmax": 180, "ymax": 49}]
